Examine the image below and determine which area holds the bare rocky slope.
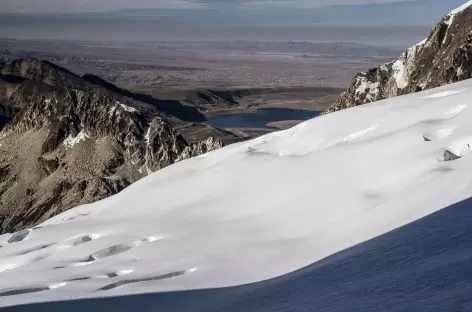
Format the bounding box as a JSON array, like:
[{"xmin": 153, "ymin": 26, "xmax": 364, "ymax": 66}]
[
  {"xmin": 0, "ymin": 58, "xmax": 240, "ymax": 233},
  {"xmin": 325, "ymin": 2, "xmax": 472, "ymax": 113}
]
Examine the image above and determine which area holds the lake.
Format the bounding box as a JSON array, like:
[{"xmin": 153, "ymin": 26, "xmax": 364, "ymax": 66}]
[{"xmin": 207, "ymin": 108, "xmax": 319, "ymax": 131}]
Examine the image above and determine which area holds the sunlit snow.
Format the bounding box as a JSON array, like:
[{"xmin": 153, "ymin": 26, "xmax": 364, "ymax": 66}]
[{"xmin": 2, "ymin": 78, "xmax": 472, "ymax": 308}]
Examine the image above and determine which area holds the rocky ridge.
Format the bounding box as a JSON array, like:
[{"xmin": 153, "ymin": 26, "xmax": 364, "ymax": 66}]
[
  {"xmin": 0, "ymin": 58, "xmax": 239, "ymax": 233},
  {"xmin": 325, "ymin": 1, "xmax": 472, "ymax": 113}
]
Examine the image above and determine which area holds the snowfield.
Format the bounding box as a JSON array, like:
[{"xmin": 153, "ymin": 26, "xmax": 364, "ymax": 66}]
[{"xmin": 3, "ymin": 79, "xmax": 472, "ymax": 310}]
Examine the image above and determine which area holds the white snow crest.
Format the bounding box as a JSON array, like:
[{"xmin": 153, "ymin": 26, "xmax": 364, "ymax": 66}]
[
  {"xmin": 443, "ymin": 1, "xmax": 472, "ymax": 38},
  {"xmin": 63, "ymin": 129, "xmax": 90, "ymax": 148},
  {"xmin": 415, "ymin": 38, "xmax": 427, "ymax": 47},
  {"xmin": 450, "ymin": 0, "xmax": 472, "ymax": 15}
]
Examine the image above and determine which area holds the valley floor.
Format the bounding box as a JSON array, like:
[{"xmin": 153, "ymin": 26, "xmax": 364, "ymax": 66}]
[{"xmin": 0, "ymin": 38, "xmax": 393, "ymax": 136}]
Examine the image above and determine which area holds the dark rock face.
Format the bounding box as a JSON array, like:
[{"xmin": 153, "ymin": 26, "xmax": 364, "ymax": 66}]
[
  {"xmin": 3, "ymin": 58, "xmax": 206, "ymax": 122},
  {"xmin": 0, "ymin": 104, "xmax": 14, "ymax": 130},
  {"xmin": 325, "ymin": 3, "xmax": 472, "ymax": 113},
  {"xmin": 81, "ymin": 73, "xmax": 207, "ymax": 122},
  {"xmin": 0, "ymin": 58, "xmax": 240, "ymax": 233},
  {"xmin": 0, "ymin": 75, "xmax": 24, "ymax": 129}
]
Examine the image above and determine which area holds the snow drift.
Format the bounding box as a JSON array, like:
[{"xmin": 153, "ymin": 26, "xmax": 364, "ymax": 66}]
[{"xmin": 2, "ymin": 79, "xmax": 472, "ymax": 309}]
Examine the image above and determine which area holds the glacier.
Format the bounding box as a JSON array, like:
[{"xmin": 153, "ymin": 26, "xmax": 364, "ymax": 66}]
[{"xmin": 2, "ymin": 79, "xmax": 472, "ymax": 310}]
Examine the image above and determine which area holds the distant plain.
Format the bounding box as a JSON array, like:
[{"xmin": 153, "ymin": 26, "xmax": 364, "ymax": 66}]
[{"xmin": 1, "ymin": 36, "xmax": 404, "ymax": 134}]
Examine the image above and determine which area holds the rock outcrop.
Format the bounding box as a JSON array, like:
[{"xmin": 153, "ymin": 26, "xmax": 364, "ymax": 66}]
[
  {"xmin": 325, "ymin": 1, "xmax": 472, "ymax": 113},
  {"xmin": 0, "ymin": 58, "xmax": 240, "ymax": 233}
]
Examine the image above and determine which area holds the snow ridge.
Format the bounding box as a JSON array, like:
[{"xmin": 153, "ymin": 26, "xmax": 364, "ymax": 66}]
[
  {"xmin": 444, "ymin": 0, "xmax": 472, "ymax": 33},
  {"xmin": 450, "ymin": 0, "xmax": 472, "ymax": 15}
]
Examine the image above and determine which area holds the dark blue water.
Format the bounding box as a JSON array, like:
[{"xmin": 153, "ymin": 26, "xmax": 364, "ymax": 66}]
[
  {"xmin": 207, "ymin": 108, "xmax": 319, "ymax": 130},
  {"xmin": 9, "ymin": 196, "xmax": 472, "ymax": 312}
]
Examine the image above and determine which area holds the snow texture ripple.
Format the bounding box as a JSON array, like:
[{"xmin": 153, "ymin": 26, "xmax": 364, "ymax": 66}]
[{"xmin": 2, "ymin": 79, "xmax": 472, "ymax": 309}]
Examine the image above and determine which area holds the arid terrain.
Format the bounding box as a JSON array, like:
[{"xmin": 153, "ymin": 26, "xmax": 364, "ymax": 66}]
[{"xmin": 1, "ymin": 38, "xmax": 402, "ymax": 134}]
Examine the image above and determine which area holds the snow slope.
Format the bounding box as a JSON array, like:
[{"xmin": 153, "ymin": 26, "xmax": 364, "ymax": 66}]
[{"xmin": 2, "ymin": 80, "xmax": 472, "ymax": 309}]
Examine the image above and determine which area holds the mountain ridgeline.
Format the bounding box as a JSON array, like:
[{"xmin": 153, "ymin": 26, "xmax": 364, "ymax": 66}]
[
  {"xmin": 0, "ymin": 58, "xmax": 240, "ymax": 233},
  {"xmin": 325, "ymin": 2, "xmax": 472, "ymax": 113}
]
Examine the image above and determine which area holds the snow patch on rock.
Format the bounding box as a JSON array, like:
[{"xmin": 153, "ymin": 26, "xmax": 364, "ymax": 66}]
[
  {"xmin": 391, "ymin": 43, "xmax": 424, "ymax": 90},
  {"xmin": 355, "ymin": 76, "xmax": 380, "ymax": 102},
  {"xmin": 117, "ymin": 102, "xmax": 138, "ymax": 113},
  {"xmin": 63, "ymin": 129, "xmax": 90, "ymax": 148},
  {"xmin": 392, "ymin": 60, "xmax": 407, "ymax": 89},
  {"xmin": 109, "ymin": 102, "xmax": 138, "ymax": 115}
]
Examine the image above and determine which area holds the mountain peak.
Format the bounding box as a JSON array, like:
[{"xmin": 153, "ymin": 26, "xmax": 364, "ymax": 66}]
[
  {"xmin": 450, "ymin": 0, "xmax": 472, "ymax": 15},
  {"xmin": 0, "ymin": 58, "xmax": 238, "ymax": 233},
  {"xmin": 325, "ymin": 1, "xmax": 472, "ymax": 114}
]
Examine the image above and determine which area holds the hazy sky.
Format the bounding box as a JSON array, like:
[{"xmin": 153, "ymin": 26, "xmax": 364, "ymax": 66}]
[
  {"xmin": 0, "ymin": 0, "xmax": 414, "ymax": 13},
  {"xmin": 0, "ymin": 0, "xmax": 467, "ymax": 47}
]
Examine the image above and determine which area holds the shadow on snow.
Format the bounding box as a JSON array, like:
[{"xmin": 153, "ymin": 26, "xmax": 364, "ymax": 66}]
[{"xmin": 7, "ymin": 196, "xmax": 472, "ymax": 312}]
